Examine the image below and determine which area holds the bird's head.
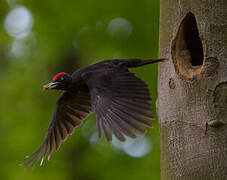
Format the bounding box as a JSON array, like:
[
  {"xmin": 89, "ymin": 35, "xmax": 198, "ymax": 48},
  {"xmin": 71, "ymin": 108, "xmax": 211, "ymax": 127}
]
[{"xmin": 43, "ymin": 72, "xmax": 72, "ymax": 91}]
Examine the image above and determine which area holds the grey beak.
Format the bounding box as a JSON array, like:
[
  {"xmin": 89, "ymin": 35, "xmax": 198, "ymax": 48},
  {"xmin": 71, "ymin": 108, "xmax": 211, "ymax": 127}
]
[{"xmin": 43, "ymin": 82, "xmax": 58, "ymax": 90}]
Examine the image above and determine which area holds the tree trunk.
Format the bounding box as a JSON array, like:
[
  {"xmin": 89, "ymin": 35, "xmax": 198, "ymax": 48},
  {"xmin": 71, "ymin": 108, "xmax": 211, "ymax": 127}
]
[{"xmin": 157, "ymin": 0, "xmax": 227, "ymax": 179}]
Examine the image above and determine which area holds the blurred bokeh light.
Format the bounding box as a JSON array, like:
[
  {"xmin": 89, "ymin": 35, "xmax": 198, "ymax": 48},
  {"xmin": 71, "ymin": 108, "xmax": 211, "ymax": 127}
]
[
  {"xmin": 4, "ymin": 6, "xmax": 33, "ymax": 39},
  {"xmin": 112, "ymin": 135, "xmax": 152, "ymax": 158},
  {"xmin": 108, "ymin": 18, "xmax": 132, "ymax": 38}
]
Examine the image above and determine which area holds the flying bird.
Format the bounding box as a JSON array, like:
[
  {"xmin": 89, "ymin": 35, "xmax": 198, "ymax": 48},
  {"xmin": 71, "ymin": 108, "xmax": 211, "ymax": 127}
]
[{"xmin": 20, "ymin": 58, "xmax": 166, "ymax": 167}]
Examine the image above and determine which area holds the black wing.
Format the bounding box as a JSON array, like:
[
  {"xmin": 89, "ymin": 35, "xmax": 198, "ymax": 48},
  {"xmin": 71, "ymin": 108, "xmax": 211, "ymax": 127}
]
[
  {"xmin": 20, "ymin": 89, "xmax": 92, "ymax": 167},
  {"xmin": 84, "ymin": 68, "xmax": 154, "ymax": 142}
]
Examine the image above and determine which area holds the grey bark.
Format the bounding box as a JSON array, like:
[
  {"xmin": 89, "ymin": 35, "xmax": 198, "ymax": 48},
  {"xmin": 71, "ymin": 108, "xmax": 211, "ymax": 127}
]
[{"xmin": 157, "ymin": 0, "xmax": 227, "ymax": 180}]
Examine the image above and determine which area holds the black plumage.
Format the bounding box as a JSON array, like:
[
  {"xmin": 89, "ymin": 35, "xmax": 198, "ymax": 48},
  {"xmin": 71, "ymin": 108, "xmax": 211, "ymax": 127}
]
[{"xmin": 20, "ymin": 58, "xmax": 166, "ymax": 167}]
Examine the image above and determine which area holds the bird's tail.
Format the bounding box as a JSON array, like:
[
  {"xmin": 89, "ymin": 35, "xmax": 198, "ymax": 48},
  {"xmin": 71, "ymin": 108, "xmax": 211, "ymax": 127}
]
[{"xmin": 126, "ymin": 58, "xmax": 167, "ymax": 68}]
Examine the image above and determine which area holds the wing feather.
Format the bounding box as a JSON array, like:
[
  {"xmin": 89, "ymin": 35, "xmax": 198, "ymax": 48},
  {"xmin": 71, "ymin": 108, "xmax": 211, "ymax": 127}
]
[
  {"xmin": 20, "ymin": 90, "xmax": 92, "ymax": 167},
  {"xmin": 86, "ymin": 69, "xmax": 153, "ymax": 141},
  {"xmin": 107, "ymin": 109, "xmax": 136, "ymax": 138}
]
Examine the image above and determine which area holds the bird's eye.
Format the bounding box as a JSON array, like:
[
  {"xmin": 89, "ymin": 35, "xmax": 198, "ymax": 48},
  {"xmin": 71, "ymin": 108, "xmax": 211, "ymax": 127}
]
[{"xmin": 59, "ymin": 76, "xmax": 64, "ymax": 81}]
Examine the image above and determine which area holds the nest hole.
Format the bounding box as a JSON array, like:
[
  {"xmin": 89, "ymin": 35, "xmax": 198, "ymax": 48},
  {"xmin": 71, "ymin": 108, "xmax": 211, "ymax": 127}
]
[{"xmin": 172, "ymin": 12, "xmax": 204, "ymax": 79}]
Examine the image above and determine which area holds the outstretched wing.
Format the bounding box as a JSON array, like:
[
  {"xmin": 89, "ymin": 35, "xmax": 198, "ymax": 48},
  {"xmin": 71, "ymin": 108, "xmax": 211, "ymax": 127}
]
[
  {"xmin": 20, "ymin": 89, "xmax": 92, "ymax": 167},
  {"xmin": 85, "ymin": 69, "xmax": 154, "ymax": 142}
]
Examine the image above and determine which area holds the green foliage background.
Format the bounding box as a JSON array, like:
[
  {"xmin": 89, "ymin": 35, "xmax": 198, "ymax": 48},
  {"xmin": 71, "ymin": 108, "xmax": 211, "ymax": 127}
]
[{"xmin": 0, "ymin": 0, "xmax": 160, "ymax": 179}]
